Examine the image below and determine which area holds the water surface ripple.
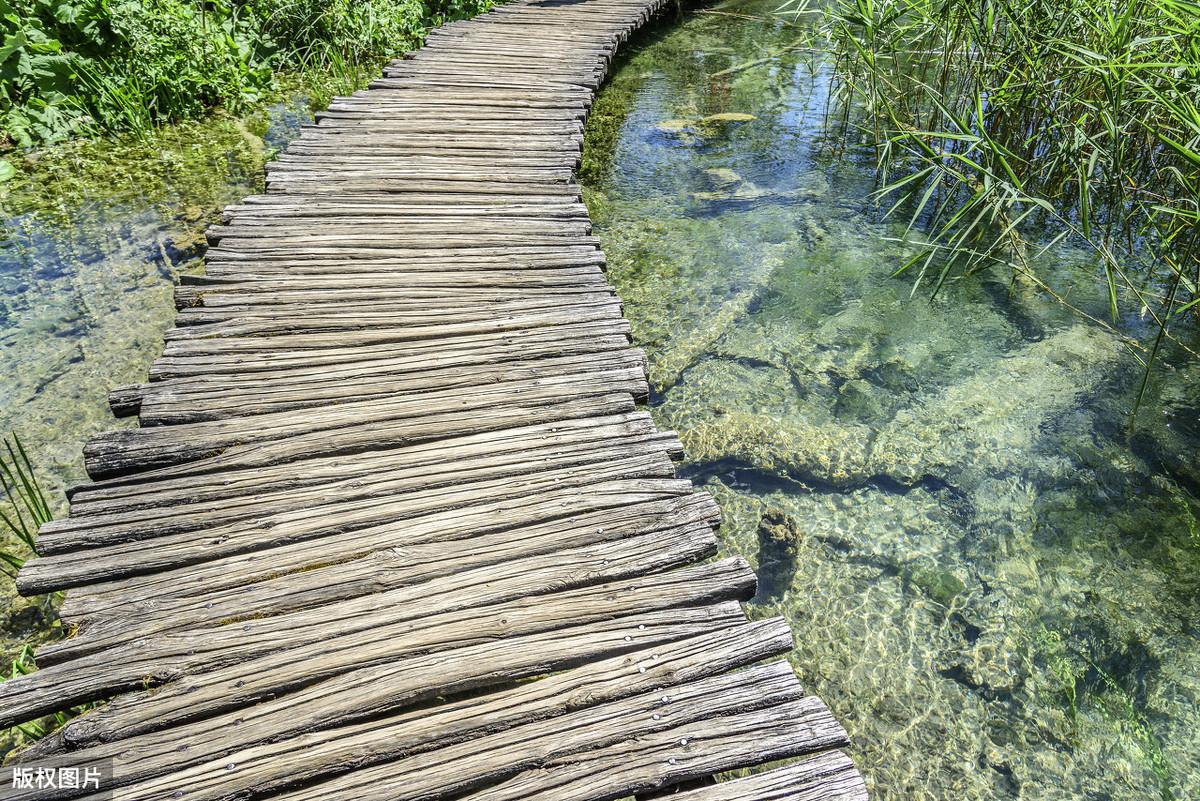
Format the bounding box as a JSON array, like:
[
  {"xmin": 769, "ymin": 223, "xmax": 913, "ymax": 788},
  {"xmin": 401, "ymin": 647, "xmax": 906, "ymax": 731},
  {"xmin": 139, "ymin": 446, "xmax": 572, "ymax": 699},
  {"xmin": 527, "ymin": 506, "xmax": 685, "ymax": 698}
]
[{"xmin": 583, "ymin": 4, "xmax": 1200, "ymax": 799}]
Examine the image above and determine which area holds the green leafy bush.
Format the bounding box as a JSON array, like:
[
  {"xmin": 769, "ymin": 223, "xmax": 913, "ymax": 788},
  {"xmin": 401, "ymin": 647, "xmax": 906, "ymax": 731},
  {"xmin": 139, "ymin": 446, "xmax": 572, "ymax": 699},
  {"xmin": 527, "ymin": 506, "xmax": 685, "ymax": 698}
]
[{"xmin": 0, "ymin": 0, "xmax": 494, "ymax": 147}]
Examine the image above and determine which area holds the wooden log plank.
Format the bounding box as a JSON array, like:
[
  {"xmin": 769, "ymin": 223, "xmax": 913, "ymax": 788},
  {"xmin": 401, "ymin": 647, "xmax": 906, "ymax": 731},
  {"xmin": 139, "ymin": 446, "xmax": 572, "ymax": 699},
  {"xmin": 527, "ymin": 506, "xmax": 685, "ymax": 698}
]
[
  {"xmin": 169, "ymin": 296, "xmax": 617, "ymax": 333},
  {"xmin": 53, "ymin": 477, "xmax": 703, "ymax": 621},
  {"xmin": 24, "ymin": 603, "xmax": 749, "ymax": 774},
  {"xmin": 48, "ymin": 495, "xmax": 720, "ymax": 666},
  {"xmin": 45, "ymin": 413, "xmax": 675, "ymax": 540},
  {"xmin": 101, "ymin": 656, "xmax": 804, "ymax": 801},
  {"xmin": 49, "ymin": 474, "xmax": 696, "ymax": 618},
  {"xmin": 62, "ymin": 411, "xmax": 669, "ymax": 512},
  {"xmin": 453, "ymin": 698, "xmax": 848, "ymax": 801},
  {"xmin": 82, "ymin": 370, "xmax": 644, "ymax": 480},
  {"xmin": 151, "ymin": 327, "xmax": 624, "ymax": 387},
  {"xmin": 222, "ymin": 201, "xmax": 588, "ymax": 220},
  {"xmin": 272, "ymin": 671, "xmax": 831, "ymax": 801},
  {"xmin": 41, "ymin": 493, "xmax": 717, "ymax": 664},
  {"xmin": 200, "ymin": 254, "xmax": 608, "ymax": 277},
  {"xmin": 37, "ymin": 427, "xmax": 673, "ymax": 557},
  {"xmin": 204, "ymin": 245, "xmax": 603, "ymax": 267},
  {"xmin": 65, "ymin": 621, "xmax": 794, "ymax": 801},
  {"xmin": 76, "ymin": 393, "xmax": 636, "ymax": 490},
  {"xmin": 25, "ymin": 564, "xmax": 754, "ymax": 745},
  {"xmin": 173, "ymin": 277, "xmax": 613, "ymax": 310},
  {"xmin": 207, "ymin": 218, "xmax": 592, "ymax": 241},
  {"xmin": 155, "ymin": 314, "xmax": 629, "ymax": 359},
  {"xmin": 136, "ymin": 350, "xmax": 647, "ymax": 423},
  {"xmin": 665, "ymin": 752, "xmax": 869, "ymax": 801},
  {"xmin": 3, "ymin": 536, "xmax": 746, "ymax": 730},
  {"xmin": 24, "ymin": 448, "xmax": 676, "ymax": 592}
]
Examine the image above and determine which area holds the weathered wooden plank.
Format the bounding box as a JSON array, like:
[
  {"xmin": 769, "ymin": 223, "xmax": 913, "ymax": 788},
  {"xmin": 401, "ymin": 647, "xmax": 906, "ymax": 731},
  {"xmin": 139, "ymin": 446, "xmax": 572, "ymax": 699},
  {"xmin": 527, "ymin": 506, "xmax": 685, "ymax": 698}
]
[
  {"xmin": 52, "ymin": 477, "xmax": 702, "ymax": 623},
  {"xmin": 207, "ymin": 218, "xmax": 593, "ymax": 242},
  {"xmin": 77, "ymin": 393, "xmax": 637, "ymax": 490},
  {"xmin": 23, "ymin": 604, "xmax": 750, "ymax": 779},
  {"xmin": 48, "ymin": 496, "xmax": 721, "ymax": 672},
  {"xmin": 203, "ymin": 245, "xmax": 603, "ymax": 268},
  {"xmin": 452, "ymin": 697, "xmax": 848, "ymax": 801},
  {"xmin": 16, "ymin": 621, "xmax": 792, "ymax": 801},
  {"xmin": 667, "ymin": 752, "xmax": 869, "ymax": 801},
  {"xmin": 147, "ymin": 322, "xmax": 625, "ymax": 380},
  {"xmin": 173, "ymin": 278, "xmax": 613, "ymax": 312},
  {"xmin": 272, "ymin": 672, "xmax": 834, "ymax": 801},
  {"xmin": 168, "ymin": 296, "xmax": 619, "ymax": 332},
  {"xmin": 24, "ymin": 449, "xmax": 675, "ymax": 593},
  {"xmin": 134, "ymin": 350, "xmax": 646, "ymax": 422},
  {"xmin": 64, "ymin": 621, "xmax": 794, "ymax": 801},
  {"xmin": 154, "ymin": 317, "xmax": 630, "ymax": 361},
  {"xmin": 22, "ymin": 569, "xmax": 753, "ymax": 746},
  {"xmin": 45, "ymin": 413, "xmax": 676, "ymax": 541},
  {"xmin": 41, "ymin": 493, "xmax": 717, "ymax": 663},
  {"xmin": 39, "ymin": 426, "xmax": 672, "ymax": 558},
  {"xmin": 82, "ymin": 371, "xmax": 644, "ymax": 480},
  {"xmin": 62, "ymin": 410, "xmax": 671, "ymax": 511},
  {"xmin": 115, "ymin": 657, "xmax": 804, "ymax": 801},
  {"xmin": 3, "ymin": 540, "xmax": 748, "ymax": 731}
]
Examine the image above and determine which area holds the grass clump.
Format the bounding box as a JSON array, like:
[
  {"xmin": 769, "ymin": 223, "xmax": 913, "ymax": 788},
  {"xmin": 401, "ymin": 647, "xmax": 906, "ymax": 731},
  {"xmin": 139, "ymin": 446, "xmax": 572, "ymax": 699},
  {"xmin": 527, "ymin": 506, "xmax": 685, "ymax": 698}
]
[{"xmin": 788, "ymin": 0, "xmax": 1200, "ymax": 411}]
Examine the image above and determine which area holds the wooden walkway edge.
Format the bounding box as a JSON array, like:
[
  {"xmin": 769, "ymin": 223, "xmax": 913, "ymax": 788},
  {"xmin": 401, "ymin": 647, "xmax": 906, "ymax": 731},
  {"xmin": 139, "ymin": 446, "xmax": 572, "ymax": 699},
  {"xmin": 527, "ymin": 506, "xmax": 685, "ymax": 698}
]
[{"xmin": 3, "ymin": 1, "xmax": 869, "ymax": 798}]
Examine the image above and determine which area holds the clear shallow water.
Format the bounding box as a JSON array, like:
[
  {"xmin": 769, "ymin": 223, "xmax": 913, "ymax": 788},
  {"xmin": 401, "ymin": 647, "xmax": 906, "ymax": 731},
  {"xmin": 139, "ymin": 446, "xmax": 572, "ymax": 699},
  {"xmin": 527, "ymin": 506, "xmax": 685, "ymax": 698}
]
[{"xmin": 583, "ymin": 3, "xmax": 1200, "ymax": 799}]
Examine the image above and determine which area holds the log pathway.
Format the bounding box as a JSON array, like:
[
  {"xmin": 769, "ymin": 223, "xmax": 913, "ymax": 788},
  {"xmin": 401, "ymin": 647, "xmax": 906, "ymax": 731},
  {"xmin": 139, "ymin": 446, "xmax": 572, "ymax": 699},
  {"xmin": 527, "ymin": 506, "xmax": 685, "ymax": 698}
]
[{"xmin": 3, "ymin": 0, "xmax": 868, "ymax": 798}]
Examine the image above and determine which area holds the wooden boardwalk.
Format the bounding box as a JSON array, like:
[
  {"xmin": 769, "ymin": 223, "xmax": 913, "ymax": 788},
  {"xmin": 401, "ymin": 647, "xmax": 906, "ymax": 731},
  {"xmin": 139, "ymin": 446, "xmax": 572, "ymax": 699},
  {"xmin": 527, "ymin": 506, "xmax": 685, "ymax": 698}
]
[{"xmin": 2, "ymin": 0, "xmax": 868, "ymax": 798}]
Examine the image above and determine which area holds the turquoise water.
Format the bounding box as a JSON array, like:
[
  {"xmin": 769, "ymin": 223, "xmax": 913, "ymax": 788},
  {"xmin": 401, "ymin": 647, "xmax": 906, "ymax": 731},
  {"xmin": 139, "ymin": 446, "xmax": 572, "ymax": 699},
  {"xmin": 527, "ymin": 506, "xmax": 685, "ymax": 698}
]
[{"xmin": 583, "ymin": 3, "xmax": 1200, "ymax": 799}]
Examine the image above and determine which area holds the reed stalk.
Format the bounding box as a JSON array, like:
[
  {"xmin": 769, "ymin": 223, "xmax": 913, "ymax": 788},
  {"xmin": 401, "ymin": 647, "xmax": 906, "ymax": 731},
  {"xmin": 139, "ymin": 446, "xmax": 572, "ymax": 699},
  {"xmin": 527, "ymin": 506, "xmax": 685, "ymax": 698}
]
[{"xmin": 787, "ymin": 0, "xmax": 1200, "ymax": 414}]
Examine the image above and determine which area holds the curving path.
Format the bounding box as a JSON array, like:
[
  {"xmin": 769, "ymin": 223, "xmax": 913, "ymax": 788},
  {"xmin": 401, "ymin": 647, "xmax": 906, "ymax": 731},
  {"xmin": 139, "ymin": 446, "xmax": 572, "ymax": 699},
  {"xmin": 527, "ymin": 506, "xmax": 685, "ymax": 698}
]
[{"xmin": 2, "ymin": 1, "xmax": 868, "ymax": 798}]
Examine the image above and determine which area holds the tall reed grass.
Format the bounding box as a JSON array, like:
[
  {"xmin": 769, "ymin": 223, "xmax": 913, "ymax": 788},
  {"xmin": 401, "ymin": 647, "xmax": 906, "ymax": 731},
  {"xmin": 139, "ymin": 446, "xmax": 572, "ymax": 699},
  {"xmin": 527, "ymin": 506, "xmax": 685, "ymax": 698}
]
[
  {"xmin": 0, "ymin": 434, "xmax": 51, "ymax": 578},
  {"xmin": 790, "ymin": 0, "xmax": 1200, "ymax": 411}
]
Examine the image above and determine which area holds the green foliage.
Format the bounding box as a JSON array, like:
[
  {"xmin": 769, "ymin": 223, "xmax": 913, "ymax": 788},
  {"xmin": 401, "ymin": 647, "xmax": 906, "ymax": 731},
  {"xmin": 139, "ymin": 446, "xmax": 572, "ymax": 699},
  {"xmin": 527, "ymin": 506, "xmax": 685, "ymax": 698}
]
[
  {"xmin": 1, "ymin": 645, "xmax": 96, "ymax": 746},
  {"xmin": 0, "ymin": 0, "xmax": 494, "ymax": 146},
  {"xmin": 0, "ymin": 433, "xmax": 51, "ymax": 577},
  {"xmin": 787, "ymin": 0, "xmax": 1200, "ymax": 413}
]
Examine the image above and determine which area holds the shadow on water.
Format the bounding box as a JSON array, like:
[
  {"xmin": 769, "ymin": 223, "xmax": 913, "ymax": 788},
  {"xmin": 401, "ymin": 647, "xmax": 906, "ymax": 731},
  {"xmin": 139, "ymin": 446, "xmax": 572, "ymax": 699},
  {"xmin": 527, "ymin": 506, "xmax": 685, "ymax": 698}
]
[{"xmin": 583, "ymin": 2, "xmax": 1200, "ymax": 800}]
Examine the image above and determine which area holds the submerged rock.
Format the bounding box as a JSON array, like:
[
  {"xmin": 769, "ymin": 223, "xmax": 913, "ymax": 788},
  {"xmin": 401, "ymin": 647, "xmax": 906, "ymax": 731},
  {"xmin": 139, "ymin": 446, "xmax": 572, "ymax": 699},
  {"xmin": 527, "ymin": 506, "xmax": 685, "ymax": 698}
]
[
  {"xmin": 690, "ymin": 184, "xmax": 779, "ymax": 205},
  {"xmin": 702, "ymin": 167, "xmax": 743, "ymax": 188},
  {"xmin": 679, "ymin": 410, "xmax": 873, "ymax": 487},
  {"xmin": 906, "ymin": 564, "xmax": 968, "ymax": 607},
  {"xmin": 652, "ymin": 119, "xmax": 694, "ymax": 136},
  {"xmin": 755, "ymin": 506, "xmax": 804, "ymax": 601},
  {"xmin": 673, "ymin": 324, "xmax": 1128, "ymax": 493},
  {"xmin": 871, "ymin": 324, "xmax": 1125, "ymax": 486},
  {"xmin": 702, "ymin": 112, "xmax": 757, "ymax": 123}
]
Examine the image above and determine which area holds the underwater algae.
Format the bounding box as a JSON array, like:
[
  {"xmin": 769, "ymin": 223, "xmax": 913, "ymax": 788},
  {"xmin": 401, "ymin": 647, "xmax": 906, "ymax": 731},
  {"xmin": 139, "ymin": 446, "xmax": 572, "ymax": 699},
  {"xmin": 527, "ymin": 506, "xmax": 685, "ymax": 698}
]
[{"xmin": 583, "ymin": 2, "xmax": 1200, "ymax": 800}]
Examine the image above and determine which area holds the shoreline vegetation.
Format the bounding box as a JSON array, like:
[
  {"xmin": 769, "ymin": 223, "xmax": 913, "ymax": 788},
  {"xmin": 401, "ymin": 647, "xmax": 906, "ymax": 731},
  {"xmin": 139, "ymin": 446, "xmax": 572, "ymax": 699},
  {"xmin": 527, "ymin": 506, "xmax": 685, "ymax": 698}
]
[
  {"xmin": 0, "ymin": 0, "xmax": 494, "ymax": 155},
  {"xmin": 781, "ymin": 0, "xmax": 1200, "ymax": 412}
]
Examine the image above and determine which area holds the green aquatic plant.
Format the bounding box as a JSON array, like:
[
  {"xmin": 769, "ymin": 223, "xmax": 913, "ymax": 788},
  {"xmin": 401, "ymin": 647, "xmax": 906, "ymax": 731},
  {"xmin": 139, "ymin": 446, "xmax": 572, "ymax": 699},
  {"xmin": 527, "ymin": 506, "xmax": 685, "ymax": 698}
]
[
  {"xmin": 1090, "ymin": 660, "xmax": 1176, "ymax": 801},
  {"xmin": 786, "ymin": 0, "xmax": 1200, "ymax": 414},
  {"xmin": 0, "ymin": 644, "xmax": 96, "ymax": 747},
  {"xmin": 1034, "ymin": 625, "xmax": 1083, "ymax": 726},
  {"xmin": 0, "ymin": 433, "xmax": 51, "ymax": 577}
]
